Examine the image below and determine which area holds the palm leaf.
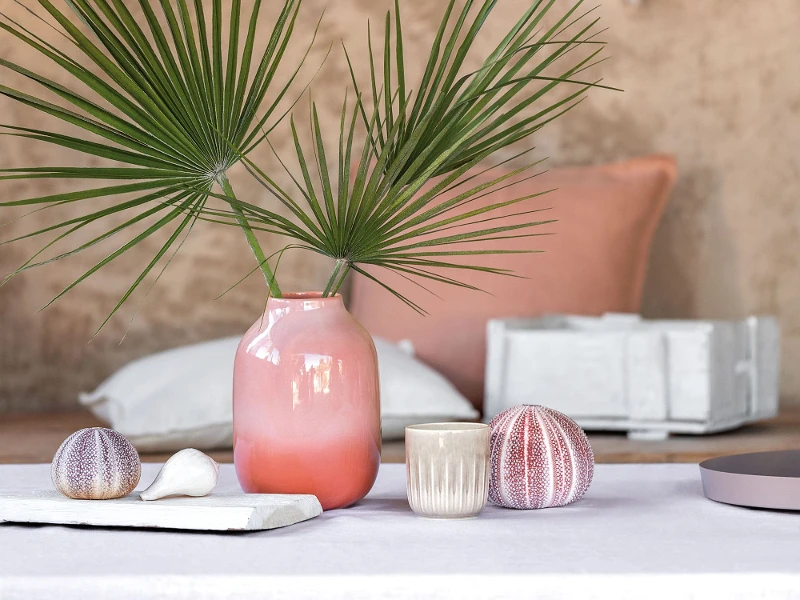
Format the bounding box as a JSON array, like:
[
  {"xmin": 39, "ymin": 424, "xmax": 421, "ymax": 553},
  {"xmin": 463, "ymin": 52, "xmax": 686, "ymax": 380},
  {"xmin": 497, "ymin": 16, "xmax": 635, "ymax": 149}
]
[
  {"xmin": 0, "ymin": 0, "xmax": 616, "ymax": 321},
  {"xmin": 0, "ymin": 0, "xmax": 320, "ymax": 324},
  {"xmin": 242, "ymin": 0, "xmax": 614, "ymax": 310}
]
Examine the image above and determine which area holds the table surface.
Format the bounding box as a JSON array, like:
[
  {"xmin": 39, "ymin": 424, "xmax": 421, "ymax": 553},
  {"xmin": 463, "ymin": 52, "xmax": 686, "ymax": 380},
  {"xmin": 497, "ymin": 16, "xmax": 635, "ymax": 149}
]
[
  {"xmin": 1, "ymin": 463, "xmax": 799, "ymax": 600},
  {"xmin": 1, "ymin": 408, "xmax": 800, "ymax": 465}
]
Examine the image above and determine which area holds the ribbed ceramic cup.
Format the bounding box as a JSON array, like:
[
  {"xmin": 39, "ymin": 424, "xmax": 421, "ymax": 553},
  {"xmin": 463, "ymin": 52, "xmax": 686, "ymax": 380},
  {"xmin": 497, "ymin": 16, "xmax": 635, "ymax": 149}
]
[{"xmin": 405, "ymin": 423, "xmax": 490, "ymax": 518}]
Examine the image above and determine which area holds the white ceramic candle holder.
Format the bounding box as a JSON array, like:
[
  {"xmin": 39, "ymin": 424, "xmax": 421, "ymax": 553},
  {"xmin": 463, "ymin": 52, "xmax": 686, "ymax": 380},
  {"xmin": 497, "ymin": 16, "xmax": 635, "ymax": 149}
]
[{"xmin": 405, "ymin": 423, "xmax": 490, "ymax": 519}]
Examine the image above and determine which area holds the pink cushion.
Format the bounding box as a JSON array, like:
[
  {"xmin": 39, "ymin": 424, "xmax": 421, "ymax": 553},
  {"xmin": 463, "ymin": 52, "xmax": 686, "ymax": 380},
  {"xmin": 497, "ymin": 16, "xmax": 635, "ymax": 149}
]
[{"xmin": 349, "ymin": 155, "xmax": 677, "ymax": 409}]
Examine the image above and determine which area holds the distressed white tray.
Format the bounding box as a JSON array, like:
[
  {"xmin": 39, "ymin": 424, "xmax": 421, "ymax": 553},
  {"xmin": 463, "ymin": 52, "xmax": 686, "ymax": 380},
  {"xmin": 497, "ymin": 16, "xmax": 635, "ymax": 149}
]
[
  {"xmin": 0, "ymin": 491, "xmax": 322, "ymax": 531},
  {"xmin": 485, "ymin": 313, "xmax": 780, "ymax": 439}
]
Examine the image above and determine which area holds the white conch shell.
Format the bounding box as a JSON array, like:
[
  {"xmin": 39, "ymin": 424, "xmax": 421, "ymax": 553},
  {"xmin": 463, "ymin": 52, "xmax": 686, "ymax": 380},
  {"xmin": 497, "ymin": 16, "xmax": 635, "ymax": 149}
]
[{"xmin": 139, "ymin": 448, "xmax": 219, "ymax": 501}]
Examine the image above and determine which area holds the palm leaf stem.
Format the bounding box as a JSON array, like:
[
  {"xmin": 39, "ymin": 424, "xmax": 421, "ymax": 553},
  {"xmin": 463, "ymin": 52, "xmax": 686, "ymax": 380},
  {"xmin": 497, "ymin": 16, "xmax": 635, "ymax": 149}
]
[
  {"xmin": 329, "ymin": 261, "xmax": 351, "ymax": 295},
  {"xmin": 322, "ymin": 257, "xmax": 350, "ymax": 297},
  {"xmin": 217, "ymin": 172, "xmax": 281, "ymax": 297}
]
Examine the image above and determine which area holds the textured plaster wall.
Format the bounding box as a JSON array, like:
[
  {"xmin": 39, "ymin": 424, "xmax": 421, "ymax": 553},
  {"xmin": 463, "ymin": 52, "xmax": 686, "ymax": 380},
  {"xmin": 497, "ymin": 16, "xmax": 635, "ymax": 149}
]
[{"xmin": 1, "ymin": 0, "xmax": 799, "ymax": 412}]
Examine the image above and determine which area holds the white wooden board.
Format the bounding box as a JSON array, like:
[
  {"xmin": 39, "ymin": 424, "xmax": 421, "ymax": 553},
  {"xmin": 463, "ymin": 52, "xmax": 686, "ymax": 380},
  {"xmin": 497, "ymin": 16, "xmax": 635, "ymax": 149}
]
[{"xmin": 0, "ymin": 490, "xmax": 322, "ymax": 531}]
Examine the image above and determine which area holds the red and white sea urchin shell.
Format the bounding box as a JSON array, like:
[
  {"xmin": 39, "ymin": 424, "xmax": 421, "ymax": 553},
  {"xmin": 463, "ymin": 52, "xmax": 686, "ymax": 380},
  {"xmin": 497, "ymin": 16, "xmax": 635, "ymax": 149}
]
[
  {"xmin": 51, "ymin": 427, "xmax": 141, "ymax": 500},
  {"xmin": 489, "ymin": 405, "xmax": 594, "ymax": 509}
]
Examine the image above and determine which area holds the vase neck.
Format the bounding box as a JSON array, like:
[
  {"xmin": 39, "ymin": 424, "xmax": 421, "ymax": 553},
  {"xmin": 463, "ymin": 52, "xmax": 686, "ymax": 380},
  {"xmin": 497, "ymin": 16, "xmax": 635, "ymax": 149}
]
[{"xmin": 265, "ymin": 292, "xmax": 344, "ymax": 315}]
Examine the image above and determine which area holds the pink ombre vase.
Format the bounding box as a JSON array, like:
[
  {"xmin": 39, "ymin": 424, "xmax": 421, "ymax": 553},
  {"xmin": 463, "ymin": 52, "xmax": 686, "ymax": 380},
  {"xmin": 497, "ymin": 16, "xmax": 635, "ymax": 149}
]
[{"xmin": 233, "ymin": 292, "xmax": 381, "ymax": 510}]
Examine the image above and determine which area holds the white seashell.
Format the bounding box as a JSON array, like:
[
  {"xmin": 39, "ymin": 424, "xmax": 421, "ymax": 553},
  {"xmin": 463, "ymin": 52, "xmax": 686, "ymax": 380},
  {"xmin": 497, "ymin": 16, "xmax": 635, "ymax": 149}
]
[
  {"xmin": 139, "ymin": 448, "xmax": 220, "ymax": 501},
  {"xmin": 51, "ymin": 427, "xmax": 141, "ymax": 500}
]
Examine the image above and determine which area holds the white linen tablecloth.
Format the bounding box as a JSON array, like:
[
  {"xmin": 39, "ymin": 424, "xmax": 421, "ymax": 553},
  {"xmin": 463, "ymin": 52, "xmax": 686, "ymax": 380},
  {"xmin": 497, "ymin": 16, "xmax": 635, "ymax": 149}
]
[{"xmin": 0, "ymin": 463, "xmax": 798, "ymax": 600}]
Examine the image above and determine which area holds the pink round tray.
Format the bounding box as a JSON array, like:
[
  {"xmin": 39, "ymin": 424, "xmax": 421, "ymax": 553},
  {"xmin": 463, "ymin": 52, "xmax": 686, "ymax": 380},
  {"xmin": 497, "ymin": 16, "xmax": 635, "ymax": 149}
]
[{"xmin": 700, "ymin": 449, "xmax": 800, "ymax": 510}]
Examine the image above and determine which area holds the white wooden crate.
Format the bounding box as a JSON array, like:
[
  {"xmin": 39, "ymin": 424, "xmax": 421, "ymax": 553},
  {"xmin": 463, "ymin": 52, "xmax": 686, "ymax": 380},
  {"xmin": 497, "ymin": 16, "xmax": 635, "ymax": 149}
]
[{"xmin": 484, "ymin": 314, "xmax": 780, "ymax": 439}]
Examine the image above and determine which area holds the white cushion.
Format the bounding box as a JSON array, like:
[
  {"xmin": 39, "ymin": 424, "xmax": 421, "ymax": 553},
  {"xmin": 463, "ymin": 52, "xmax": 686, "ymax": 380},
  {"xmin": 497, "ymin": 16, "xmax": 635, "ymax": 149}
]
[
  {"xmin": 80, "ymin": 336, "xmax": 478, "ymax": 451},
  {"xmin": 374, "ymin": 337, "xmax": 479, "ymax": 438}
]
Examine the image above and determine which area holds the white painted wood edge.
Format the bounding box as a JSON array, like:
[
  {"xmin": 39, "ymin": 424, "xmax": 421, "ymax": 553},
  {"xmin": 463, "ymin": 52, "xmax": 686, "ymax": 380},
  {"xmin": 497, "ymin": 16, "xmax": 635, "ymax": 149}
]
[{"xmin": 0, "ymin": 491, "xmax": 323, "ymax": 531}]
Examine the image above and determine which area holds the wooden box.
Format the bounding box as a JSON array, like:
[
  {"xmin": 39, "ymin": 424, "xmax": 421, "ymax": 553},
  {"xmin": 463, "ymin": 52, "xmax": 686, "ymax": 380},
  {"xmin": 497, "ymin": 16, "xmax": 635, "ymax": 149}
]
[{"xmin": 484, "ymin": 314, "xmax": 780, "ymax": 439}]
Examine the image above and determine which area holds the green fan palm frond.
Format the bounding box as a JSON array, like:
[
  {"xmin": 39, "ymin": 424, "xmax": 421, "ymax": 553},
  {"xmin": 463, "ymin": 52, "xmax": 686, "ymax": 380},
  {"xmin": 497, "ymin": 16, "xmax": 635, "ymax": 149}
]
[
  {"xmin": 238, "ymin": 0, "xmax": 617, "ymax": 311},
  {"xmin": 0, "ymin": 0, "xmax": 320, "ymax": 323},
  {"xmin": 1, "ymin": 0, "xmax": 616, "ymax": 323}
]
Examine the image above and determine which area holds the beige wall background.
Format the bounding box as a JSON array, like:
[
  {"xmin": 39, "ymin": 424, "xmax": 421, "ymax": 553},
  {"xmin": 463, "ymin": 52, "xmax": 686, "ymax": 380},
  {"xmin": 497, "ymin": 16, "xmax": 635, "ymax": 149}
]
[{"xmin": 1, "ymin": 0, "xmax": 799, "ymax": 413}]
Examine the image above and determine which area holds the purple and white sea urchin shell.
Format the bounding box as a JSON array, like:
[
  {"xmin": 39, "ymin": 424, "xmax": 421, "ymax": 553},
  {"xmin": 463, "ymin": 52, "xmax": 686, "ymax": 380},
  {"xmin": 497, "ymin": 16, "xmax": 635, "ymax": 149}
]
[
  {"xmin": 489, "ymin": 405, "xmax": 594, "ymax": 510},
  {"xmin": 51, "ymin": 427, "xmax": 141, "ymax": 500}
]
